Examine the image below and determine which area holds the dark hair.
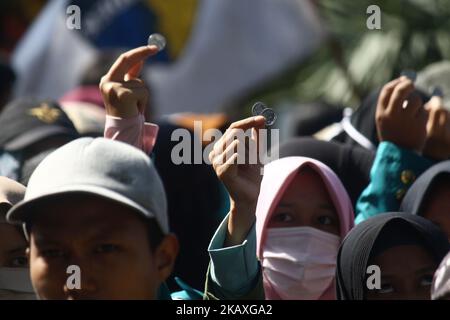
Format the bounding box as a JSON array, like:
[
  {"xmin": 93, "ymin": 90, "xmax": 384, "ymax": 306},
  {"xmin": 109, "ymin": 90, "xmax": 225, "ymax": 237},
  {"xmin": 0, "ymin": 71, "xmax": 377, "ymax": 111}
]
[{"xmin": 147, "ymin": 218, "xmax": 165, "ymax": 252}]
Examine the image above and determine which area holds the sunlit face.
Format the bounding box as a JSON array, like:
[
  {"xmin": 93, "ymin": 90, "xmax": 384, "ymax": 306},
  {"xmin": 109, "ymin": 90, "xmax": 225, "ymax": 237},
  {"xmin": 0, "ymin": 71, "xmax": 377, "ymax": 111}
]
[
  {"xmin": 422, "ymin": 182, "xmax": 450, "ymax": 241},
  {"xmin": 28, "ymin": 194, "xmax": 178, "ymax": 300},
  {"xmin": 366, "ymin": 245, "xmax": 437, "ymax": 300},
  {"xmin": 0, "ymin": 219, "xmax": 28, "ymax": 268},
  {"xmin": 268, "ymin": 168, "xmax": 340, "ymax": 236}
]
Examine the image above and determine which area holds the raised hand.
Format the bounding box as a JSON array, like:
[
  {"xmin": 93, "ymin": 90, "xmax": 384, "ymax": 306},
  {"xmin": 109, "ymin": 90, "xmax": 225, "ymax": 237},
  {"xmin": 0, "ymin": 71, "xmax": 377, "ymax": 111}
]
[
  {"xmin": 423, "ymin": 96, "xmax": 450, "ymax": 160},
  {"xmin": 376, "ymin": 76, "xmax": 429, "ymax": 152},
  {"xmin": 99, "ymin": 46, "xmax": 158, "ymax": 118},
  {"xmin": 208, "ymin": 116, "xmax": 266, "ymax": 246}
]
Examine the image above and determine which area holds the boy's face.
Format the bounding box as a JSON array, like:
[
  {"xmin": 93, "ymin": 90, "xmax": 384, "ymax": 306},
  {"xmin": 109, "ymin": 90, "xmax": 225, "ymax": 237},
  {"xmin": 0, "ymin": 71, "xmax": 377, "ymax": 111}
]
[{"xmin": 28, "ymin": 194, "xmax": 176, "ymax": 300}]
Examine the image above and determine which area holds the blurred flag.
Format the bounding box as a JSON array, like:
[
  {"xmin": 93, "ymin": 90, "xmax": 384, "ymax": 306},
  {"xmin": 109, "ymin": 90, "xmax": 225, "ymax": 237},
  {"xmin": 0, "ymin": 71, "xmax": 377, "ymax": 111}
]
[{"xmin": 13, "ymin": 0, "xmax": 325, "ymax": 115}]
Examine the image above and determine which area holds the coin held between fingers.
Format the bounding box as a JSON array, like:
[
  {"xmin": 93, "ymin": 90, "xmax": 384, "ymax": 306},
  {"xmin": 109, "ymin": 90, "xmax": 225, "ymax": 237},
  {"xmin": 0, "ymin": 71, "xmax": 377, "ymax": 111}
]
[
  {"xmin": 400, "ymin": 70, "xmax": 417, "ymax": 82},
  {"xmin": 252, "ymin": 102, "xmax": 267, "ymax": 116},
  {"xmin": 251, "ymin": 102, "xmax": 277, "ymax": 126},
  {"xmin": 261, "ymin": 108, "xmax": 277, "ymax": 126},
  {"xmin": 148, "ymin": 33, "xmax": 166, "ymax": 51}
]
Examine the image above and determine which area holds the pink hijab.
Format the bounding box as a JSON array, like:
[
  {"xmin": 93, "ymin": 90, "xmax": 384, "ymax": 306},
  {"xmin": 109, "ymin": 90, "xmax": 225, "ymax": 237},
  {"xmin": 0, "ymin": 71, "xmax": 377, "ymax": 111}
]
[{"xmin": 255, "ymin": 157, "xmax": 354, "ymax": 300}]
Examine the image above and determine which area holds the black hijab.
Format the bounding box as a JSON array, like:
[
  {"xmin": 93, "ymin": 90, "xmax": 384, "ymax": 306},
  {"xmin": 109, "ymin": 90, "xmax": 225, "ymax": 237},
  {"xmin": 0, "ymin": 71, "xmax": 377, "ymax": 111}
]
[
  {"xmin": 432, "ymin": 251, "xmax": 450, "ymax": 300},
  {"xmin": 336, "ymin": 212, "xmax": 449, "ymax": 300},
  {"xmin": 152, "ymin": 120, "xmax": 225, "ymax": 291},
  {"xmin": 400, "ymin": 160, "xmax": 450, "ymax": 216},
  {"xmin": 278, "ymin": 137, "xmax": 374, "ymax": 207}
]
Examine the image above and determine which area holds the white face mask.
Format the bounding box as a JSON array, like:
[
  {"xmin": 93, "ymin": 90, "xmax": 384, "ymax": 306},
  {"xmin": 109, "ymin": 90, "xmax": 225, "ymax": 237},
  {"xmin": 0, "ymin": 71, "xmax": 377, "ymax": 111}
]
[
  {"xmin": 0, "ymin": 267, "xmax": 36, "ymax": 300},
  {"xmin": 261, "ymin": 226, "xmax": 340, "ymax": 300}
]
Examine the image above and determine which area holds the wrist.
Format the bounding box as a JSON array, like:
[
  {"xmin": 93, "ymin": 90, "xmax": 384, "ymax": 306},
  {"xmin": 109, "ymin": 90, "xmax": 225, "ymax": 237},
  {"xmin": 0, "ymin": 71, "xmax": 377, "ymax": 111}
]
[
  {"xmin": 105, "ymin": 104, "xmax": 138, "ymax": 119},
  {"xmin": 225, "ymin": 199, "xmax": 257, "ymax": 247},
  {"xmin": 229, "ymin": 198, "xmax": 256, "ymax": 215},
  {"xmin": 379, "ymin": 137, "xmax": 424, "ymax": 154}
]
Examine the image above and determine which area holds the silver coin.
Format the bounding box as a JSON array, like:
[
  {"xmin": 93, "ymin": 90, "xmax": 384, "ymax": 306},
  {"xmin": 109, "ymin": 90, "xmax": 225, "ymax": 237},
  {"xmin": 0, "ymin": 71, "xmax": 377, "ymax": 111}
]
[
  {"xmin": 252, "ymin": 102, "xmax": 266, "ymax": 116},
  {"xmin": 148, "ymin": 33, "xmax": 166, "ymax": 51},
  {"xmin": 400, "ymin": 70, "xmax": 416, "ymax": 82},
  {"xmin": 261, "ymin": 108, "xmax": 277, "ymax": 126},
  {"xmin": 430, "ymin": 86, "xmax": 444, "ymax": 98}
]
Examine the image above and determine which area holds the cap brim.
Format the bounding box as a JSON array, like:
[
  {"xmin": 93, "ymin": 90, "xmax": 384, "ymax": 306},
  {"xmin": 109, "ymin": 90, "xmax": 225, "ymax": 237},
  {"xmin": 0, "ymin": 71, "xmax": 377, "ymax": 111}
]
[
  {"xmin": 4, "ymin": 126, "xmax": 78, "ymax": 151},
  {"xmin": 7, "ymin": 185, "xmax": 160, "ymax": 230}
]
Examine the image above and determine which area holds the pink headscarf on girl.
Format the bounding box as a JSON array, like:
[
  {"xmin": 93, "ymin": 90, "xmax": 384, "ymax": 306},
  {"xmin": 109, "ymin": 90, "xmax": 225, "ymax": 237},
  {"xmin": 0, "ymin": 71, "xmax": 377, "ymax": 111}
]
[{"xmin": 255, "ymin": 157, "xmax": 354, "ymax": 300}]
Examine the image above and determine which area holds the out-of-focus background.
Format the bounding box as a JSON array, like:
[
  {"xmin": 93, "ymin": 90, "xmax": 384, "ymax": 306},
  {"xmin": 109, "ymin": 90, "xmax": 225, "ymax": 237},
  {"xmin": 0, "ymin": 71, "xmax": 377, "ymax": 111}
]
[{"xmin": 3, "ymin": 0, "xmax": 450, "ymax": 116}]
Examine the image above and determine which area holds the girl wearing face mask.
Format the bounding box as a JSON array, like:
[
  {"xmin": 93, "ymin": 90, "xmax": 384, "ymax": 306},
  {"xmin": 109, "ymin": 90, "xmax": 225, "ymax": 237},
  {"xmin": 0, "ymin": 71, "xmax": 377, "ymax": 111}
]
[
  {"xmin": 336, "ymin": 212, "xmax": 449, "ymax": 300},
  {"xmin": 204, "ymin": 116, "xmax": 354, "ymax": 300},
  {"xmin": 0, "ymin": 177, "xmax": 35, "ymax": 300},
  {"xmin": 254, "ymin": 157, "xmax": 354, "ymax": 299}
]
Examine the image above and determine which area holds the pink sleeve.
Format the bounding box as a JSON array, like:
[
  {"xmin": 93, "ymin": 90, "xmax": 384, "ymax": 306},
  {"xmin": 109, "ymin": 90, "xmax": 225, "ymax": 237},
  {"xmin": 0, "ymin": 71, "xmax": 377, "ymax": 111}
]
[{"xmin": 104, "ymin": 114, "xmax": 159, "ymax": 155}]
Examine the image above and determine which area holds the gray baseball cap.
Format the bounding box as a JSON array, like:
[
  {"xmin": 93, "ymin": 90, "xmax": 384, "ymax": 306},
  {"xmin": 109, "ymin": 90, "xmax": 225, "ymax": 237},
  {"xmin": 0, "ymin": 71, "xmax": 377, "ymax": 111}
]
[{"xmin": 7, "ymin": 137, "xmax": 169, "ymax": 234}]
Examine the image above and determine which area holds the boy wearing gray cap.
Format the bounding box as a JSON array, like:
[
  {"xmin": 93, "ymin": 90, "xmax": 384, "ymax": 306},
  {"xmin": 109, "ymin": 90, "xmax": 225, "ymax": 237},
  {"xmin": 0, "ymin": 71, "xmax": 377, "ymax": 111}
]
[{"xmin": 6, "ymin": 137, "xmax": 179, "ymax": 300}]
